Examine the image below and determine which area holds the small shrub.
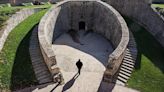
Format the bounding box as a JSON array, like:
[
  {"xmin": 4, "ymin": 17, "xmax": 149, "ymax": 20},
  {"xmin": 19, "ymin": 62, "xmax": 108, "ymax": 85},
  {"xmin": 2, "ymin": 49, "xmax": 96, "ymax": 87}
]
[{"xmin": 33, "ymin": 0, "xmax": 41, "ymax": 5}]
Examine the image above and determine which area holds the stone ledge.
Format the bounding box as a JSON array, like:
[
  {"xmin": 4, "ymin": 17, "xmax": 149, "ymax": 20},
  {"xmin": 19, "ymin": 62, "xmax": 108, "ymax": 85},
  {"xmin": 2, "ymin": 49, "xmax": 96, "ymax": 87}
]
[{"xmin": 0, "ymin": 8, "xmax": 42, "ymax": 52}]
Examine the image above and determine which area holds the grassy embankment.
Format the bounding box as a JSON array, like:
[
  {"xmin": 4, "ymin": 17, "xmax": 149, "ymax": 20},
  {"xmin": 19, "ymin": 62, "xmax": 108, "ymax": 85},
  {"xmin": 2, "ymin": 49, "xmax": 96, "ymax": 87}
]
[
  {"xmin": 0, "ymin": 9, "xmax": 47, "ymax": 91},
  {"xmin": 124, "ymin": 17, "xmax": 164, "ymax": 92}
]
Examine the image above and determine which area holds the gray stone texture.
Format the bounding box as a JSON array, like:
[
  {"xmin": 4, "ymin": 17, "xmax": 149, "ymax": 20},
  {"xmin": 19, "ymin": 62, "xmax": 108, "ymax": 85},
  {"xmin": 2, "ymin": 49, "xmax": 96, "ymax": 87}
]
[
  {"xmin": 104, "ymin": 0, "xmax": 164, "ymax": 47},
  {"xmin": 0, "ymin": 8, "xmax": 41, "ymax": 52},
  {"xmin": 38, "ymin": 0, "xmax": 129, "ymax": 83},
  {"xmin": 0, "ymin": 0, "xmax": 59, "ymax": 5}
]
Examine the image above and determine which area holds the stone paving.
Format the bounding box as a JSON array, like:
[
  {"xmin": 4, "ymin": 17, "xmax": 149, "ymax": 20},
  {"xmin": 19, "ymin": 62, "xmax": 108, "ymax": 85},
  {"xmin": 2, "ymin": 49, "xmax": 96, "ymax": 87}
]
[{"xmin": 27, "ymin": 28, "xmax": 138, "ymax": 92}]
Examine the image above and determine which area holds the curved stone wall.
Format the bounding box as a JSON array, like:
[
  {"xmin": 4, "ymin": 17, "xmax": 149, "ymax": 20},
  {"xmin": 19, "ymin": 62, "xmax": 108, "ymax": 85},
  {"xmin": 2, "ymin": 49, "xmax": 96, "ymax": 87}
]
[
  {"xmin": 104, "ymin": 0, "xmax": 164, "ymax": 47},
  {"xmin": 38, "ymin": 0, "xmax": 129, "ymax": 82},
  {"xmin": 0, "ymin": 8, "xmax": 41, "ymax": 51}
]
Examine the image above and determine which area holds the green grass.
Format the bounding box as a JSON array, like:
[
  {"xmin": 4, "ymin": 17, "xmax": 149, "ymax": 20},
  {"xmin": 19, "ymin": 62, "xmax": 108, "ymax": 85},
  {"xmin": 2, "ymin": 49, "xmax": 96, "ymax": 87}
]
[
  {"xmin": 0, "ymin": 8, "xmax": 19, "ymax": 30},
  {"xmin": 0, "ymin": 4, "xmax": 51, "ymax": 34},
  {"xmin": 152, "ymin": 4, "xmax": 164, "ymax": 8},
  {"xmin": 0, "ymin": 4, "xmax": 51, "ymax": 12},
  {"xmin": 124, "ymin": 17, "xmax": 164, "ymax": 92},
  {"xmin": 0, "ymin": 9, "xmax": 47, "ymax": 91}
]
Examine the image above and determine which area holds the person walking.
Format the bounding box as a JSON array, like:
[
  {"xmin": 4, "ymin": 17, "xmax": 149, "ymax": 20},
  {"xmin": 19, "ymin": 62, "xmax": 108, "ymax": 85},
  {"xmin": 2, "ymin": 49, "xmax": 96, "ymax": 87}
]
[{"xmin": 76, "ymin": 59, "xmax": 83, "ymax": 75}]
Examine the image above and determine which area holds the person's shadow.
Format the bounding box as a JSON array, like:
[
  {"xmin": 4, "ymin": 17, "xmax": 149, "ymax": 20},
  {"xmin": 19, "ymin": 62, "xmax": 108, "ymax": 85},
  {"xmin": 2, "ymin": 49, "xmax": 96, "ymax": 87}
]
[{"xmin": 61, "ymin": 73, "xmax": 79, "ymax": 92}]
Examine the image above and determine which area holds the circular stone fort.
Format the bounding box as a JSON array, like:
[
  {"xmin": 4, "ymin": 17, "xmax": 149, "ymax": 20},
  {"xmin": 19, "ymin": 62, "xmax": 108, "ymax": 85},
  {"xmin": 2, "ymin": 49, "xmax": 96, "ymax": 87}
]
[
  {"xmin": 1, "ymin": 0, "xmax": 164, "ymax": 91},
  {"xmin": 37, "ymin": 0, "xmax": 132, "ymax": 91}
]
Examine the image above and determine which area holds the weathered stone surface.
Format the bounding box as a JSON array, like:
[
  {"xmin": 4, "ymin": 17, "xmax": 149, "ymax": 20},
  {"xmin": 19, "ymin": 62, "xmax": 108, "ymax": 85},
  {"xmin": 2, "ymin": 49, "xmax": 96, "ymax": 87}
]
[
  {"xmin": 38, "ymin": 0, "xmax": 129, "ymax": 83},
  {"xmin": 0, "ymin": 8, "xmax": 41, "ymax": 51},
  {"xmin": 29, "ymin": 26, "xmax": 52, "ymax": 84},
  {"xmin": 105, "ymin": 0, "xmax": 164, "ymax": 47}
]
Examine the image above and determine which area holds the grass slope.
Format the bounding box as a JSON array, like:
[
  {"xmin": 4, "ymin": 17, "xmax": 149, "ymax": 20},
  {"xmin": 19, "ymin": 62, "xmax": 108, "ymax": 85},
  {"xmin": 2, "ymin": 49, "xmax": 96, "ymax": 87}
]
[
  {"xmin": 0, "ymin": 8, "xmax": 19, "ymax": 31},
  {"xmin": 124, "ymin": 17, "xmax": 164, "ymax": 92},
  {"xmin": 152, "ymin": 4, "xmax": 164, "ymax": 8},
  {"xmin": 0, "ymin": 4, "xmax": 51, "ymax": 11},
  {"xmin": 0, "ymin": 9, "xmax": 47, "ymax": 91}
]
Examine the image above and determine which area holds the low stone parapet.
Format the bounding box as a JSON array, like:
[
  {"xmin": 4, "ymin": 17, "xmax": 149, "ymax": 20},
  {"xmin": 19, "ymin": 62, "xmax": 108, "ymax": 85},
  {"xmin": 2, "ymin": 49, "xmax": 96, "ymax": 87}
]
[{"xmin": 0, "ymin": 8, "xmax": 41, "ymax": 51}]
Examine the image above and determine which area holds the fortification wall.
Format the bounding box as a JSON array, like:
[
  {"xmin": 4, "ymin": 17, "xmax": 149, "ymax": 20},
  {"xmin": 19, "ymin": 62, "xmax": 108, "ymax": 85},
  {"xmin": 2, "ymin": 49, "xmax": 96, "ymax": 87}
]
[
  {"xmin": 38, "ymin": 5, "xmax": 61, "ymax": 82},
  {"xmin": 53, "ymin": 1, "xmax": 126, "ymax": 49},
  {"xmin": 38, "ymin": 0, "xmax": 129, "ymax": 82},
  {"xmin": 104, "ymin": 0, "xmax": 164, "ymax": 47},
  {"xmin": 0, "ymin": 8, "xmax": 41, "ymax": 51},
  {"xmin": 0, "ymin": 0, "xmax": 58, "ymax": 5}
]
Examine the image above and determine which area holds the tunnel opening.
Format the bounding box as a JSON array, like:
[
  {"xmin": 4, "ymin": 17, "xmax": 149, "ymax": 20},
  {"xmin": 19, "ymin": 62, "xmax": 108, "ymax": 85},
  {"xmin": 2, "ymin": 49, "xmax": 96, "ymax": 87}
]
[{"xmin": 79, "ymin": 21, "xmax": 85, "ymax": 30}]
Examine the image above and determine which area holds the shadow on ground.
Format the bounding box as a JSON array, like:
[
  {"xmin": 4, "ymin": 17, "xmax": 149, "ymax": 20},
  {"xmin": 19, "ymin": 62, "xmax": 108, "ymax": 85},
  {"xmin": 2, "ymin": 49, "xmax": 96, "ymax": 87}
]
[
  {"xmin": 10, "ymin": 30, "xmax": 38, "ymax": 90},
  {"xmin": 134, "ymin": 29, "xmax": 164, "ymax": 72},
  {"xmin": 61, "ymin": 73, "xmax": 79, "ymax": 92},
  {"xmin": 126, "ymin": 19, "xmax": 164, "ymax": 72},
  {"xmin": 53, "ymin": 30, "xmax": 114, "ymax": 66}
]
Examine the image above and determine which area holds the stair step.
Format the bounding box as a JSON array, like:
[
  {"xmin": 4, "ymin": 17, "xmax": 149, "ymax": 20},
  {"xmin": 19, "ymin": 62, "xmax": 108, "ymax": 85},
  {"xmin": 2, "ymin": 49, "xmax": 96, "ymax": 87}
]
[
  {"xmin": 31, "ymin": 53, "xmax": 43, "ymax": 57},
  {"xmin": 123, "ymin": 60, "xmax": 135, "ymax": 65},
  {"xmin": 119, "ymin": 70, "xmax": 131, "ymax": 77},
  {"xmin": 122, "ymin": 62, "xmax": 134, "ymax": 68},
  {"xmin": 117, "ymin": 76, "xmax": 127, "ymax": 83},
  {"xmin": 120, "ymin": 67, "xmax": 132, "ymax": 74},
  {"xmin": 29, "ymin": 49, "xmax": 40, "ymax": 53},
  {"xmin": 125, "ymin": 53, "xmax": 133, "ymax": 57},
  {"xmin": 32, "ymin": 63, "xmax": 45, "ymax": 69},
  {"xmin": 30, "ymin": 42, "xmax": 39, "ymax": 46},
  {"xmin": 126, "ymin": 51, "xmax": 137, "ymax": 55},
  {"xmin": 35, "ymin": 70, "xmax": 51, "ymax": 78},
  {"xmin": 32, "ymin": 59, "xmax": 44, "ymax": 65},
  {"xmin": 128, "ymin": 42, "xmax": 136, "ymax": 46},
  {"xmin": 31, "ymin": 60, "xmax": 42, "ymax": 65},
  {"xmin": 116, "ymin": 80, "xmax": 125, "ymax": 86},
  {"xmin": 118, "ymin": 73, "xmax": 129, "ymax": 80},
  {"xmin": 29, "ymin": 26, "xmax": 52, "ymax": 84},
  {"xmin": 35, "ymin": 68, "xmax": 48, "ymax": 75},
  {"xmin": 130, "ymin": 47, "xmax": 137, "ymax": 50},
  {"xmin": 39, "ymin": 78, "xmax": 52, "ymax": 84},
  {"xmin": 30, "ymin": 49, "xmax": 40, "ymax": 53},
  {"xmin": 124, "ymin": 55, "xmax": 135, "ymax": 61},
  {"xmin": 38, "ymin": 74, "xmax": 51, "ymax": 80},
  {"xmin": 34, "ymin": 65, "xmax": 46, "ymax": 72},
  {"xmin": 31, "ymin": 56, "xmax": 43, "ymax": 61},
  {"xmin": 124, "ymin": 57, "xmax": 135, "ymax": 62},
  {"xmin": 121, "ymin": 65, "xmax": 133, "ymax": 71},
  {"xmin": 128, "ymin": 44, "xmax": 136, "ymax": 47},
  {"xmin": 123, "ymin": 57, "xmax": 134, "ymax": 62}
]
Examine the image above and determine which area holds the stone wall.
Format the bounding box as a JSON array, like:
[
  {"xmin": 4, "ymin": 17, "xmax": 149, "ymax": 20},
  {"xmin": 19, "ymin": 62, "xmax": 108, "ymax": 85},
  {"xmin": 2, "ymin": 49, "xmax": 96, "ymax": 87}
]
[
  {"xmin": 0, "ymin": 0, "xmax": 58, "ymax": 5},
  {"xmin": 38, "ymin": 3, "xmax": 61, "ymax": 82},
  {"xmin": 0, "ymin": 8, "xmax": 41, "ymax": 52},
  {"xmin": 104, "ymin": 0, "xmax": 164, "ymax": 47},
  {"xmin": 38, "ymin": 0, "xmax": 129, "ymax": 82},
  {"xmin": 152, "ymin": 0, "xmax": 164, "ymax": 3}
]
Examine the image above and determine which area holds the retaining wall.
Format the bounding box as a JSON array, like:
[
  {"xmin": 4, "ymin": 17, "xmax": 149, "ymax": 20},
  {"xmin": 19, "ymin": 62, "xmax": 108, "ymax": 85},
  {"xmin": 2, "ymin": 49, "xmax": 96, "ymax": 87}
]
[
  {"xmin": 38, "ymin": 3, "xmax": 61, "ymax": 82},
  {"xmin": 0, "ymin": 8, "xmax": 41, "ymax": 51},
  {"xmin": 38, "ymin": 0, "xmax": 129, "ymax": 82},
  {"xmin": 0, "ymin": 0, "xmax": 58, "ymax": 5},
  {"xmin": 104, "ymin": 0, "xmax": 164, "ymax": 47}
]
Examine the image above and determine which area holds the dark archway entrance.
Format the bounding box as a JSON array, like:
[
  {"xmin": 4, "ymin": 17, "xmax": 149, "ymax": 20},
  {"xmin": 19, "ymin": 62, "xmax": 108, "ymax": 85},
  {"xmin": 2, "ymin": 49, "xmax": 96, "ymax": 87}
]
[{"xmin": 79, "ymin": 21, "xmax": 85, "ymax": 30}]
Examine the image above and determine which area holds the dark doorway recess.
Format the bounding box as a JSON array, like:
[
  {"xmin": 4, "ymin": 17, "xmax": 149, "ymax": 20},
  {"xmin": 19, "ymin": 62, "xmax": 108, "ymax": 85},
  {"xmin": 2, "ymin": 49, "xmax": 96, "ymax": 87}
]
[{"xmin": 79, "ymin": 21, "xmax": 85, "ymax": 30}]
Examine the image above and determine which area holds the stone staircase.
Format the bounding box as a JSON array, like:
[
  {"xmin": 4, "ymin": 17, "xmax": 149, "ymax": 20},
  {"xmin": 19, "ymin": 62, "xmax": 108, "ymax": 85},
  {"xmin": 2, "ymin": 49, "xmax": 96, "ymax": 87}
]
[
  {"xmin": 29, "ymin": 26, "xmax": 52, "ymax": 84},
  {"xmin": 29, "ymin": 26, "xmax": 137, "ymax": 87},
  {"xmin": 116, "ymin": 32, "xmax": 137, "ymax": 86}
]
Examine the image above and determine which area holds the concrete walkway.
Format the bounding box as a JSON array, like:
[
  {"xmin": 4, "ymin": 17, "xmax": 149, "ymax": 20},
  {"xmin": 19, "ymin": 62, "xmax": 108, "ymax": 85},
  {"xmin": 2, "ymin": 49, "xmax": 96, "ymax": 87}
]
[
  {"xmin": 15, "ymin": 82, "xmax": 139, "ymax": 92},
  {"xmin": 47, "ymin": 30, "xmax": 114, "ymax": 91},
  {"xmin": 25, "ymin": 30, "xmax": 139, "ymax": 92}
]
